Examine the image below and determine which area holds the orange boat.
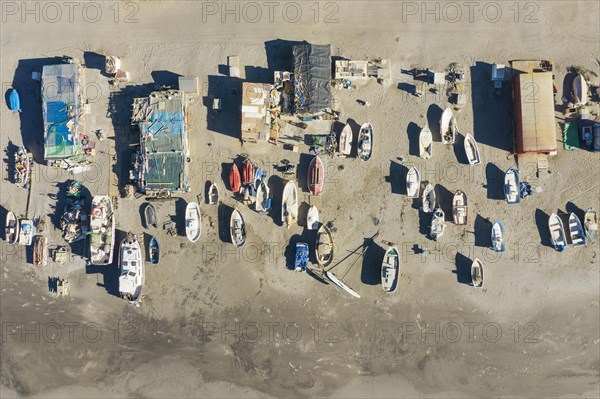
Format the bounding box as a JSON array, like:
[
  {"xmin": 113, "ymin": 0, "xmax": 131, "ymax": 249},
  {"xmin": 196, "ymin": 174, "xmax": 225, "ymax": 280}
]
[
  {"xmin": 229, "ymin": 163, "xmax": 241, "ymax": 193},
  {"xmin": 242, "ymin": 160, "xmax": 254, "ymax": 186},
  {"xmin": 307, "ymin": 155, "xmax": 324, "ymax": 196}
]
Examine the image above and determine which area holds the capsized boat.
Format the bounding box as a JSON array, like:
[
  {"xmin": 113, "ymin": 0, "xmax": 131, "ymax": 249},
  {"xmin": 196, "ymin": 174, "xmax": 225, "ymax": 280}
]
[
  {"xmin": 255, "ymin": 180, "xmax": 270, "ymax": 213},
  {"xmin": 242, "ymin": 159, "xmax": 254, "ymax": 186},
  {"xmin": 185, "ymin": 202, "xmax": 201, "ymax": 243},
  {"xmin": 491, "ymin": 220, "xmax": 506, "ymax": 252},
  {"xmin": 5, "ymin": 211, "xmax": 19, "ymax": 245},
  {"xmin": 381, "ymin": 246, "xmax": 399, "ymax": 293},
  {"xmin": 229, "ymin": 163, "xmax": 241, "ymax": 193},
  {"xmin": 308, "ymin": 155, "xmax": 325, "ymax": 196},
  {"xmin": 463, "ymin": 134, "xmax": 481, "ymax": 165},
  {"xmin": 230, "ymin": 208, "xmax": 246, "ymax": 248},
  {"xmin": 504, "ymin": 167, "xmax": 520, "ymax": 204},
  {"xmin": 89, "ymin": 195, "xmax": 115, "ymax": 265},
  {"xmin": 584, "ymin": 208, "xmax": 598, "ymax": 242},
  {"xmin": 143, "ymin": 203, "xmax": 158, "ymax": 229},
  {"xmin": 294, "ymin": 242, "xmax": 309, "ymax": 272},
  {"xmin": 430, "ymin": 209, "xmax": 446, "ymax": 240},
  {"xmin": 421, "ymin": 183, "xmax": 435, "ymax": 213},
  {"xmin": 419, "ymin": 126, "xmax": 433, "ymax": 159},
  {"xmin": 307, "ymin": 205, "xmax": 319, "ymax": 230},
  {"xmin": 572, "ymin": 74, "xmax": 588, "ymax": 105},
  {"xmin": 325, "ymin": 271, "xmax": 361, "ymax": 298},
  {"xmin": 548, "ymin": 213, "xmax": 566, "ymax": 252},
  {"xmin": 149, "ymin": 236, "xmax": 160, "ymax": 264},
  {"xmin": 18, "ymin": 218, "xmax": 35, "ymax": 246},
  {"xmin": 33, "ymin": 236, "xmax": 48, "ymax": 267},
  {"xmin": 119, "ymin": 233, "xmax": 144, "ymax": 303},
  {"xmin": 316, "ymin": 224, "xmax": 334, "ymax": 267},
  {"xmin": 440, "ymin": 107, "xmax": 457, "ymax": 145},
  {"xmin": 208, "ymin": 183, "xmax": 219, "ymax": 205},
  {"xmin": 406, "ymin": 166, "xmax": 420, "ymax": 198},
  {"xmin": 8, "ymin": 88, "xmax": 21, "ymax": 112},
  {"xmin": 452, "ymin": 190, "xmax": 468, "ymax": 225},
  {"xmin": 568, "ymin": 213, "xmax": 586, "ymax": 247},
  {"xmin": 357, "ymin": 122, "xmax": 373, "ymax": 162},
  {"xmin": 471, "ymin": 259, "xmax": 484, "ymax": 288},
  {"xmin": 14, "ymin": 147, "xmax": 31, "ymax": 188},
  {"xmin": 339, "ymin": 123, "xmax": 353, "ymax": 156},
  {"xmin": 282, "ymin": 180, "xmax": 298, "ymax": 228}
]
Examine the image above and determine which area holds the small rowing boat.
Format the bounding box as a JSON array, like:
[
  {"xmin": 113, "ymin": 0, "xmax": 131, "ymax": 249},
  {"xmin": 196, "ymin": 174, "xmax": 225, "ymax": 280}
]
[
  {"xmin": 208, "ymin": 183, "xmax": 219, "ymax": 205},
  {"xmin": 548, "ymin": 213, "xmax": 566, "ymax": 252},
  {"xmin": 149, "ymin": 236, "xmax": 160, "ymax": 264},
  {"xmin": 339, "ymin": 123, "xmax": 353, "ymax": 156},
  {"xmin": 282, "ymin": 180, "xmax": 298, "ymax": 228},
  {"xmin": 504, "ymin": 167, "xmax": 520, "ymax": 204},
  {"xmin": 185, "ymin": 202, "xmax": 201, "ymax": 243},
  {"xmin": 491, "ymin": 220, "xmax": 506, "ymax": 252},
  {"xmin": 568, "ymin": 212, "xmax": 586, "ymax": 247},
  {"xmin": 229, "ymin": 163, "xmax": 241, "ymax": 193},
  {"xmin": 307, "ymin": 205, "xmax": 319, "ymax": 230},
  {"xmin": 464, "ymin": 134, "xmax": 481, "ymax": 165},
  {"xmin": 316, "ymin": 224, "xmax": 334, "ymax": 267},
  {"xmin": 440, "ymin": 107, "xmax": 457, "ymax": 145},
  {"xmin": 471, "ymin": 259, "xmax": 483, "ymax": 288},
  {"xmin": 419, "ymin": 125, "xmax": 432, "ymax": 159},
  {"xmin": 430, "ymin": 209, "xmax": 446, "ymax": 240},
  {"xmin": 230, "ymin": 208, "xmax": 246, "ymax": 248},
  {"xmin": 406, "ymin": 166, "xmax": 420, "ymax": 198},
  {"xmin": 421, "ymin": 183, "xmax": 435, "ymax": 213},
  {"xmin": 143, "ymin": 203, "xmax": 158, "ymax": 229},
  {"xmin": 5, "ymin": 211, "xmax": 19, "ymax": 245},
  {"xmin": 381, "ymin": 246, "xmax": 399, "ymax": 293},
  {"xmin": 307, "ymin": 155, "xmax": 324, "ymax": 196},
  {"xmin": 452, "ymin": 190, "xmax": 468, "ymax": 225}
]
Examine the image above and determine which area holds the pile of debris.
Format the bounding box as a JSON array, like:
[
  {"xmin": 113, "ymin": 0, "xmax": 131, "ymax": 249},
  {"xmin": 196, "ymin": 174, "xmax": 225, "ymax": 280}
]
[{"xmin": 60, "ymin": 181, "xmax": 88, "ymax": 243}]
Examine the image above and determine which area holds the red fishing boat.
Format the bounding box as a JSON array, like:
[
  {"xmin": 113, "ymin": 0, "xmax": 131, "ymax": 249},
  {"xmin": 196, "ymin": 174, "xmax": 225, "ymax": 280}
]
[
  {"xmin": 307, "ymin": 155, "xmax": 325, "ymax": 196},
  {"xmin": 229, "ymin": 163, "xmax": 241, "ymax": 193},
  {"xmin": 242, "ymin": 159, "xmax": 254, "ymax": 186}
]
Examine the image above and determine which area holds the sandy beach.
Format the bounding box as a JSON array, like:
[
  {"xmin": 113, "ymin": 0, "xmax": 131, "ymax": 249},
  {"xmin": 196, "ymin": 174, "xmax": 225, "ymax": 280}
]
[{"xmin": 1, "ymin": 1, "xmax": 599, "ymax": 397}]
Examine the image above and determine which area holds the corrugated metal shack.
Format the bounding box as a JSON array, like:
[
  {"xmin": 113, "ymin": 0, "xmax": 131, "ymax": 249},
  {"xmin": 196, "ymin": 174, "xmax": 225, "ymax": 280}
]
[{"xmin": 131, "ymin": 90, "xmax": 190, "ymax": 195}]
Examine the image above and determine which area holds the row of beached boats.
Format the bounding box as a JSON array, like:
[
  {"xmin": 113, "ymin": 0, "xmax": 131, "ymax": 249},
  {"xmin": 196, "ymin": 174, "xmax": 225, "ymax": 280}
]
[
  {"xmin": 419, "ymin": 108, "xmax": 481, "ymax": 165},
  {"xmin": 337, "ymin": 122, "xmax": 374, "ymax": 161},
  {"xmin": 548, "ymin": 209, "xmax": 597, "ymax": 252}
]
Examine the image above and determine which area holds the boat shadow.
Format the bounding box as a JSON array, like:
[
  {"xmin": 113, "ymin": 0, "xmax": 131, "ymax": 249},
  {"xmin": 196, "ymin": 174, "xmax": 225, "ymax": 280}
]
[
  {"xmin": 434, "ymin": 184, "xmax": 453, "ymax": 221},
  {"xmin": 346, "ymin": 118, "xmax": 361, "ymax": 157},
  {"xmin": 418, "ymin": 210, "xmax": 431, "ymax": 237},
  {"xmin": 388, "ymin": 161, "xmax": 407, "ymax": 195},
  {"xmin": 361, "ymin": 241, "xmax": 386, "ymax": 285},
  {"xmin": 474, "ymin": 215, "xmax": 493, "ymax": 248},
  {"xmin": 407, "ymin": 122, "xmax": 421, "ymax": 157},
  {"xmin": 426, "ymin": 104, "xmax": 444, "ymax": 142},
  {"xmin": 454, "ymin": 133, "xmax": 469, "ymax": 165},
  {"xmin": 453, "ymin": 252, "xmax": 472, "ymax": 285},
  {"xmin": 218, "ymin": 203, "xmax": 234, "ymax": 244},
  {"xmin": 269, "ymin": 175, "xmax": 286, "ymax": 227},
  {"xmin": 534, "ymin": 209, "xmax": 552, "ymax": 248},
  {"xmin": 566, "ymin": 202, "xmax": 585, "ymax": 220},
  {"xmin": 175, "ymin": 198, "xmax": 189, "ymax": 237},
  {"xmin": 484, "ymin": 163, "xmax": 505, "ymax": 200},
  {"xmin": 3, "ymin": 141, "xmax": 19, "ymax": 185},
  {"xmin": 297, "ymin": 153, "xmax": 312, "ymax": 193}
]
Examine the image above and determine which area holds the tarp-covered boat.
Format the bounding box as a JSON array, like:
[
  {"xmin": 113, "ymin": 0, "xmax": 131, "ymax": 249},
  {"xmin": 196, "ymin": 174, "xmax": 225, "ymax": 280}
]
[
  {"xmin": 8, "ymin": 88, "xmax": 21, "ymax": 112},
  {"xmin": 294, "ymin": 242, "xmax": 309, "ymax": 272}
]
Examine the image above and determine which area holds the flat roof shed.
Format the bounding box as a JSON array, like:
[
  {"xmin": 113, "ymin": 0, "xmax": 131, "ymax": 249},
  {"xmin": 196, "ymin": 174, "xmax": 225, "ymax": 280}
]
[{"xmin": 512, "ymin": 72, "xmax": 557, "ymax": 155}]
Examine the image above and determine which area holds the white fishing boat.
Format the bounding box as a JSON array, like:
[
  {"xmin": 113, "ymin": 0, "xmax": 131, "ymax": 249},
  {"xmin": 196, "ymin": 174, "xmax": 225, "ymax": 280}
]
[
  {"xmin": 316, "ymin": 224, "xmax": 334, "ymax": 267},
  {"xmin": 339, "ymin": 123, "xmax": 353, "ymax": 156},
  {"xmin": 119, "ymin": 233, "xmax": 144, "ymax": 303},
  {"xmin": 208, "ymin": 183, "xmax": 219, "ymax": 205},
  {"xmin": 440, "ymin": 107, "xmax": 457, "ymax": 145},
  {"xmin": 504, "ymin": 167, "xmax": 520, "ymax": 204},
  {"xmin": 584, "ymin": 208, "xmax": 598, "ymax": 242},
  {"xmin": 357, "ymin": 122, "xmax": 373, "ymax": 162},
  {"xmin": 307, "ymin": 205, "xmax": 319, "ymax": 230},
  {"xmin": 5, "ymin": 211, "xmax": 19, "ymax": 245},
  {"xmin": 572, "ymin": 73, "xmax": 588, "ymax": 105},
  {"xmin": 430, "ymin": 209, "xmax": 446, "ymax": 240},
  {"xmin": 419, "ymin": 126, "xmax": 432, "ymax": 159},
  {"xmin": 548, "ymin": 213, "xmax": 566, "ymax": 252},
  {"xmin": 452, "ymin": 190, "xmax": 468, "ymax": 225},
  {"xmin": 185, "ymin": 202, "xmax": 201, "ymax": 243},
  {"xmin": 421, "ymin": 183, "xmax": 435, "ymax": 213},
  {"xmin": 18, "ymin": 218, "xmax": 34, "ymax": 246},
  {"xmin": 281, "ymin": 180, "xmax": 298, "ymax": 228},
  {"xmin": 325, "ymin": 271, "xmax": 361, "ymax": 298},
  {"xmin": 255, "ymin": 180, "xmax": 270, "ymax": 213},
  {"xmin": 568, "ymin": 213, "xmax": 586, "ymax": 247},
  {"xmin": 463, "ymin": 134, "xmax": 481, "ymax": 165},
  {"xmin": 89, "ymin": 195, "xmax": 115, "ymax": 265},
  {"xmin": 491, "ymin": 220, "xmax": 506, "ymax": 252},
  {"xmin": 406, "ymin": 166, "xmax": 420, "ymax": 198},
  {"xmin": 381, "ymin": 246, "xmax": 399, "ymax": 293},
  {"xmin": 471, "ymin": 259, "xmax": 484, "ymax": 288},
  {"xmin": 230, "ymin": 208, "xmax": 246, "ymax": 248}
]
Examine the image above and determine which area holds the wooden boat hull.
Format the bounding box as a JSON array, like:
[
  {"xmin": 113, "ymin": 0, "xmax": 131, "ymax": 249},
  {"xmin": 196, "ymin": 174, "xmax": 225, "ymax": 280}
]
[
  {"xmin": 568, "ymin": 213, "xmax": 586, "ymax": 247},
  {"xmin": 584, "ymin": 207, "xmax": 598, "ymax": 242},
  {"xmin": 419, "ymin": 126, "xmax": 433, "ymax": 159},
  {"xmin": 406, "ymin": 167, "xmax": 420, "ymax": 198},
  {"xmin": 358, "ymin": 123, "xmax": 373, "ymax": 162},
  {"xmin": 5, "ymin": 211, "xmax": 19, "ymax": 245},
  {"xmin": 230, "ymin": 208, "xmax": 246, "ymax": 248},
  {"xmin": 504, "ymin": 167, "xmax": 520, "ymax": 204},
  {"xmin": 281, "ymin": 181, "xmax": 298, "ymax": 228},
  {"xmin": 185, "ymin": 202, "xmax": 201, "ymax": 243},
  {"xmin": 229, "ymin": 163, "xmax": 241, "ymax": 193},
  {"xmin": 381, "ymin": 246, "xmax": 399, "ymax": 293},
  {"xmin": 548, "ymin": 213, "xmax": 566, "ymax": 251},
  {"xmin": 308, "ymin": 156, "xmax": 325, "ymax": 196},
  {"xmin": 316, "ymin": 225, "xmax": 334, "ymax": 267},
  {"xmin": 452, "ymin": 190, "xmax": 468, "ymax": 225},
  {"xmin": 33, "ymin": 236, "xmax": 48, "ymax": 267},
  {"xmin": 464, "ymin": 134, "xmax": 481, "ymax": 165},
  {"xmin": 307, "ymin": 205, "xmax": 319, "ymax": 230},
  {"xmin": 491, "ymin": 220, "xmax": 506, "ymax": 252},
  {"xmin": 421, "ymin": 184, "xmax": 435, "ymax": 213},
  {"xmin": 339, "ymin": 124, "xmax": 353, "ymax": 155},
  {"xmin": 471, "ymin": 259, "xmax": 484, "ymax": 288}
]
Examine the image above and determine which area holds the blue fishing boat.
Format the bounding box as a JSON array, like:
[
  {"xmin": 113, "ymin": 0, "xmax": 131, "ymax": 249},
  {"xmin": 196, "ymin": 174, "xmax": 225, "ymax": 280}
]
[
  {"xmin": 8, "ymin": 89, "xmax": 21, "ymax": 112},
  {"xmin": 294, "ymin": 242, "xmax": 309, "ymax": 272},
  {"xmin": 149, "ymin": 236, "xmax": 160, "ymax": 264}
]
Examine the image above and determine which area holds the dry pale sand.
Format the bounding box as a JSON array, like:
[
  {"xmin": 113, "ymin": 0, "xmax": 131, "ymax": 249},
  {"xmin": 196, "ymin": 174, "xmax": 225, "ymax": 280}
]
[{"xmin": 1, "ymin": 1, "xmax": 599, "ymax": 398}]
